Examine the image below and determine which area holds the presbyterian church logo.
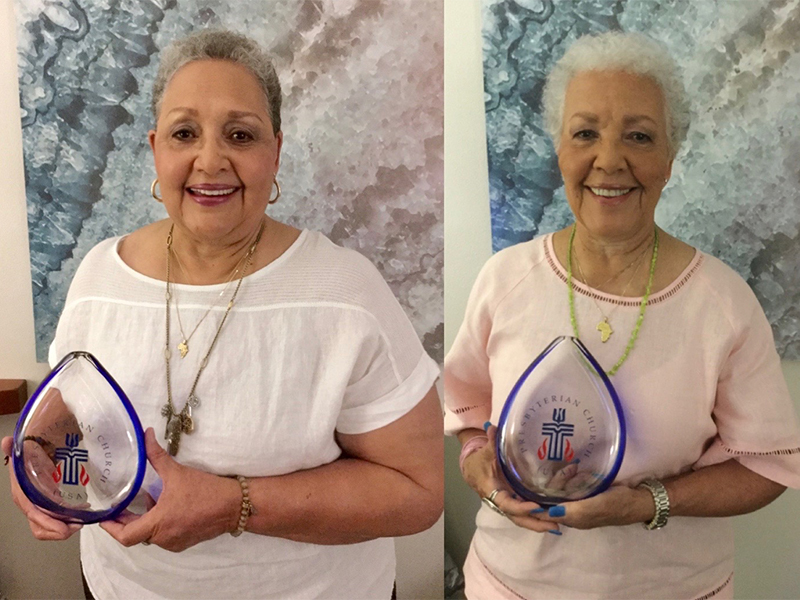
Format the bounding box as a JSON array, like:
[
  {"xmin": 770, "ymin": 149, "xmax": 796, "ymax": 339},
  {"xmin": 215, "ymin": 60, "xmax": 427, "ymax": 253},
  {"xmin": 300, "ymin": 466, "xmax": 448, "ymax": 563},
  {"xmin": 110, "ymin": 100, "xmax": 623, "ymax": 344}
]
[
  {"xmin": 53, "ymin": 433, "xmax": 90, "ymax": 486},
  {"xmin": 538, "ymin": 408, "xmax": 575, "ymax": 461}
]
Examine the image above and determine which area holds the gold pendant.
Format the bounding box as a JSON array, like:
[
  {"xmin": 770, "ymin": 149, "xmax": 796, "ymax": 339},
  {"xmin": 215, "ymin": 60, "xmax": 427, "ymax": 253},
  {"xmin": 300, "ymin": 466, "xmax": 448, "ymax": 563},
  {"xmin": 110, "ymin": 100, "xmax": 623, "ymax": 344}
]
[
  {"xmin": 166, "ymin": 414, "xmax": 183, "ymax": 456},
  {"xmin": 181, "ymin": 412, "xmax": 195, "ymax": 434},
  {"xmin": 178, "ymin": 340, "xmax": 189, "ymax": 358},
  {"xmin": 597, "ymin": 318, "xmax": 613, "ymax": 343}
]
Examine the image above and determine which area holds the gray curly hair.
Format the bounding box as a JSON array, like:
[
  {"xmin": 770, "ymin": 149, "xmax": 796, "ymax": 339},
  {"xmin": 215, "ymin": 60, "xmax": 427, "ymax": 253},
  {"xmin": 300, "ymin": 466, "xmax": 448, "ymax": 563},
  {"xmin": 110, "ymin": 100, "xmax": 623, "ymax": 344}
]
[
  {"xmin": 542, "ymin": 31, "xmax": 690, "ymax": 158},
  {"xmin": 151, "ymin": 30, "xmax": 282, "ymax": 134}
]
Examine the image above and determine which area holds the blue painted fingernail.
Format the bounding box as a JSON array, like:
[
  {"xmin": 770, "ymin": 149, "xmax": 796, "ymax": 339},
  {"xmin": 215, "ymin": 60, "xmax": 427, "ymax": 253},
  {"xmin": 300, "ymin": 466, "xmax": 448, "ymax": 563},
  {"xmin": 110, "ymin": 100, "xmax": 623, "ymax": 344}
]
[
  {"xmin": 529, "ymin": 508, "xmax": 545, "ymax": 514},
  {"xmin": 511, "ymin": 493, "xmax": 519, "ymax": 499},
  {"xmin": 570, "ymin": 458, "xmax": 581, "ymax": 464},
  {"xmin": 483, "ymin": 421, "xmax": 492, "ymax": 431},
  {"xmin": 548, "ymin": 529, "xmax": 562, "ymax": 536},
  {"xmin": 548, "ymin": 505, "xmax": 566, "ymax": 517}
]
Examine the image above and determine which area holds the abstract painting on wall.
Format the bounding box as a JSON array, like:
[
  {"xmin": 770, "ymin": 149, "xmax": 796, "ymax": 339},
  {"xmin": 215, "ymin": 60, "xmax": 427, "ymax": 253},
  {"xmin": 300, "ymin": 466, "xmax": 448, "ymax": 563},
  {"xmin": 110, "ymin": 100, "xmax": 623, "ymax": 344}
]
[
  {"xmin": 481, "ymin": 0, "xmax": 800, "ymax": 358},
  {"xmin": 15, "ymin": 0, "xmax": 443, "ymax": 362}
]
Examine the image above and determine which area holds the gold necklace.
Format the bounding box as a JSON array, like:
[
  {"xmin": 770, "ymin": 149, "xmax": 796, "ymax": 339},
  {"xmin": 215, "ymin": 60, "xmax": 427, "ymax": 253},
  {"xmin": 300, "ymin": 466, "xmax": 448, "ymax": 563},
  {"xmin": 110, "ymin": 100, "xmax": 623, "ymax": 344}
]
[
  {"xmin": 171, "ymin": 248, "xmax": 250, "ymax": 358},
  {"xmin": 576, "ymin": 238, "xmax": 652, "ymax": 290},
  {"xmin": 162, "ymin": 220, "xmax": 265, "ymax": 456},
  {"xmin": 567, "ymin": 224, "xmax": 659, "ymax": 376},
  {"xmin": 572, "ymin": 238, "xmax": 652, "ymax": 342}
]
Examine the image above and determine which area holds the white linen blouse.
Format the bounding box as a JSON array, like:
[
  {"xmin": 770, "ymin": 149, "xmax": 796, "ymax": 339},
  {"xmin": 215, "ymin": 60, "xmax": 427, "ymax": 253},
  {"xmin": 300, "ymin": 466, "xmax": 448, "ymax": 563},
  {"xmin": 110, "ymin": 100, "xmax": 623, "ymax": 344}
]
[{"xmin": 50, "ymin": 229, "xmax": 440, "ymax": 600}]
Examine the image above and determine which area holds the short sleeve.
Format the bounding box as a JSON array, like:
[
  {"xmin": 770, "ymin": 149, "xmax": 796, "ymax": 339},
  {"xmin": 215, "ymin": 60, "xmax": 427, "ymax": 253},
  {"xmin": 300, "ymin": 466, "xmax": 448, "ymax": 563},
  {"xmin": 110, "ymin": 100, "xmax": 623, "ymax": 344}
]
[
  {"xmin": 693, "ymin": 286, "xmax": 800, "ymax": 488},
  {"xmin": 335, "ymin": 263, "xmax": 439, "ymax": 435},
  {"xmin": 443, "ymin": 259, "xmax": 496, "ymax": 435},
  {"xmin": 48, "ymin": 341, "xmax": 59, "ymax": 369}
]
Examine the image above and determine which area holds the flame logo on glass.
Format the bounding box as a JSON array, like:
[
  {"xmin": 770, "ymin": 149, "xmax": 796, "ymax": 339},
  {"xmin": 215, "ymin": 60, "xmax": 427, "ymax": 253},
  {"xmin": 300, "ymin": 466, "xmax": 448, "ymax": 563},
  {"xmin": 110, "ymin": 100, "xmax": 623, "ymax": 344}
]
[
  {"xmin": 53, "ymin": 433, "xmax": 90, "ymax": 487},
  {"xmin": 538, "ymin": 408, "xmax": 575, "ymax": 462}
]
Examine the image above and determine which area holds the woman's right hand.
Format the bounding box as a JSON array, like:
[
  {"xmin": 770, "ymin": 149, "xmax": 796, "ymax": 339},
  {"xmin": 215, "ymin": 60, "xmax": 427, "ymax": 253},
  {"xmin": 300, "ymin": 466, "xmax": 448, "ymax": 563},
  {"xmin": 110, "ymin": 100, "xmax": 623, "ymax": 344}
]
[
  {"xmin": 459, "ymin": 424, "xmax": 560, "ymax": 534},
  {"xmin": 2, "ymin": 436, "xmax": 82, "ymax": 540}
]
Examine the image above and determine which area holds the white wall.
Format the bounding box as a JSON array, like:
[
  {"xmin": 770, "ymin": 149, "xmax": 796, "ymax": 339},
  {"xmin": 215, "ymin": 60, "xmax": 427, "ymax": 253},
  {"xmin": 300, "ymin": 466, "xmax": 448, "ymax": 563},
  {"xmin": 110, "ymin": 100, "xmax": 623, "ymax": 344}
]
[
  {"xmin": 0, "ymin": 0, "xmax": 83, "ymax": 596},
  {"xmin": 442, "ymin": 0, "xmax": 490, "ymax": 585},
  {"xmin": 0, "ymin": 2, "xmax": 442, "ymax": 598},
  {"xmin": 443, "ymin": 1, "xmax": 800, "ymax": 599}
]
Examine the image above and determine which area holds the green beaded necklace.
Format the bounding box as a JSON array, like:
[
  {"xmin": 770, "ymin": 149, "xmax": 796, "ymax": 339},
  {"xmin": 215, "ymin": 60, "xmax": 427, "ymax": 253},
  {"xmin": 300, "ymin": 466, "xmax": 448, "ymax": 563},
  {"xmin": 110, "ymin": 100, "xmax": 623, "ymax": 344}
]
[{"xmin": 567, "ymin": 224, "xmax": 659, "ymax": 376}]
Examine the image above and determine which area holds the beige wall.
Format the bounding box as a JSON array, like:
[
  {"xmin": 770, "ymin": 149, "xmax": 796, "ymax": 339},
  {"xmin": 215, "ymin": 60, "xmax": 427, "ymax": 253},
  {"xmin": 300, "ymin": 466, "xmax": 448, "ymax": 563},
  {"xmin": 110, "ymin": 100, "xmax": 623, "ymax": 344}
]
[
  {"xmin": 443, "ymin": 1, "xmax": 800, "ymax": 599},
  {"xmin": 0, "ymin": 2, "xmax": 442, "ymax": 598}
]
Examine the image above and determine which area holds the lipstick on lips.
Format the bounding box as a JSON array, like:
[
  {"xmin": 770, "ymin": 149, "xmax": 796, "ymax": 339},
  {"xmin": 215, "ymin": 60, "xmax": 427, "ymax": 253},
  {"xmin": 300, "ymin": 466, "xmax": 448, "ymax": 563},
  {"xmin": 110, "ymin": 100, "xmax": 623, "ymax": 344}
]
[
  {"xmin": 186, "ymin": 183, "xmax": 241, "ymax": 207},
  {"xmin": 585, "ymin": 185, "xmax": 637, "ymax": 207}
]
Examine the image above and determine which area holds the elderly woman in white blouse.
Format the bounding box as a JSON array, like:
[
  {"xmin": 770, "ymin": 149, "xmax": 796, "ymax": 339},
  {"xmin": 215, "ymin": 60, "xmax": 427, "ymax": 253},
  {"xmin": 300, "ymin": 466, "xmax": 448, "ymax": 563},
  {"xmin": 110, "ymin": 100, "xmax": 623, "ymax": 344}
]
[
  {"xmin": 4, "ymin": 29, "xmax": 442, "ymax": 600},
  {"xmin": 446, "ymin": 31, "xmax": 800, "ymax": 599}
]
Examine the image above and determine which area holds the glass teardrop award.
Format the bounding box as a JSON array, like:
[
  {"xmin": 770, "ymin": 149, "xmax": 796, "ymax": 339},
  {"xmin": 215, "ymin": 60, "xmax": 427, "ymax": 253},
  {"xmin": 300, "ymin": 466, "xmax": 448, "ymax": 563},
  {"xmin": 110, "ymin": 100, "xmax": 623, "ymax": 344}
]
[
  {"xmin": 13, "ymin": 351, "xmax": 146, "ymax": 523},
  {"xmin": 496, "ymin": 337, "xmax": 626, "ymax": 505}
]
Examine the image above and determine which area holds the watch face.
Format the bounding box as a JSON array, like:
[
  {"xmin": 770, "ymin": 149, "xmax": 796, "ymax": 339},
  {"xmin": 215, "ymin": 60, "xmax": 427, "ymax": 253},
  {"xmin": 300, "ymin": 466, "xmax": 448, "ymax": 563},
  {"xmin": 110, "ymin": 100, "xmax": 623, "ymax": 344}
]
[
  {"xmin": 496, "ymin": 337, "xmax": 626, "ymax": 505},
  {"xmin": 13, "ymin": 352, "xmax": 146, "ymax": 524}
]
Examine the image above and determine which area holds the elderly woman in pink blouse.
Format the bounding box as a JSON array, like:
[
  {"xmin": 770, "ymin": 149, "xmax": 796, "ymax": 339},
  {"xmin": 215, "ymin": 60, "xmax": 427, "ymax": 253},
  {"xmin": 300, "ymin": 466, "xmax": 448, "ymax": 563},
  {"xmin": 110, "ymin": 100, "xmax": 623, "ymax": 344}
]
[{"xmin": 445, "ymin": 31, "xmax": 800, "ymax": 599}]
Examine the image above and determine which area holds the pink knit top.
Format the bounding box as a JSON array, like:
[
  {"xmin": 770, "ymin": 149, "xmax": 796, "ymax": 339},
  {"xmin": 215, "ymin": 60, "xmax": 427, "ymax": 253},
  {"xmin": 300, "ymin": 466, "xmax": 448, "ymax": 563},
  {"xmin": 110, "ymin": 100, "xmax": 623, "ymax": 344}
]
[{"xmin": 445, "ymin": 233, "xmax": 800, "ymax": 599}]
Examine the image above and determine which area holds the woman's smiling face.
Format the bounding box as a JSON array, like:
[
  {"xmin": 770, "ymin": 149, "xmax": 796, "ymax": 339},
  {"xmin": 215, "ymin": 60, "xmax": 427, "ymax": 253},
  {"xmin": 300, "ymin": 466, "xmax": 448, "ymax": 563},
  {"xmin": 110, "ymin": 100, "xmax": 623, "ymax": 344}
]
[
  {"xmin": 557, "ymin": 70, "xmax": 673, "ymax": 241},
  {"xmin": 149, "ymin": 59, "xmax": 282, "ymax": 243}
]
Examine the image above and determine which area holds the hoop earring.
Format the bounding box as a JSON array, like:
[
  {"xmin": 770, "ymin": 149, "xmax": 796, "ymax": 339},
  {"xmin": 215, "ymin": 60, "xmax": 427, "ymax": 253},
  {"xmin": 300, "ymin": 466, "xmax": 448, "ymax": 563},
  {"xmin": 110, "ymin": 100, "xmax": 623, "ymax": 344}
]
[
  {"xmin": 151, "ymin": 179, "xmax": 162, "ymax": 202},
  {"xmin": 269, "ymin": 177, "xmax": 281, "ymax": 204}
]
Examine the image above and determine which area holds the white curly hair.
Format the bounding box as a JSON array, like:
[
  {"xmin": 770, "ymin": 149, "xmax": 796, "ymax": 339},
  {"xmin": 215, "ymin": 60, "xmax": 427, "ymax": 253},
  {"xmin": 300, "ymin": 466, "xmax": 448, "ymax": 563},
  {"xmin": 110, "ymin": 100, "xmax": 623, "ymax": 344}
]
[{"xmin": 542, "ymin": 31, "xmax": 690, "ymax": 158}]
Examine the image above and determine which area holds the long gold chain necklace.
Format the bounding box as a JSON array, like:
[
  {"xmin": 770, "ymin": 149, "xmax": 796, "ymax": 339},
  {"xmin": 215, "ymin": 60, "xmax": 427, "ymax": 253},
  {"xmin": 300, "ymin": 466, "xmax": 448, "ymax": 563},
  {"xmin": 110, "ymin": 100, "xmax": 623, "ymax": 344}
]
[
  {"xmin": 567, "ymin": 224, "xmax": 659, "ymax": 376},
  {"xmin": 572, "ymin": 237, "xmax": 652, "ymax": 342},
  {"xmin": 161, "ymin": 220, "xmax": 265, "ymax": 456},
  {"xmin": 578, "ymin": 238, "xmax": 652, "ymax": 290},
  {"xmin": 171, "ymin": 245, "xmax": 250, "ymax": 358}
]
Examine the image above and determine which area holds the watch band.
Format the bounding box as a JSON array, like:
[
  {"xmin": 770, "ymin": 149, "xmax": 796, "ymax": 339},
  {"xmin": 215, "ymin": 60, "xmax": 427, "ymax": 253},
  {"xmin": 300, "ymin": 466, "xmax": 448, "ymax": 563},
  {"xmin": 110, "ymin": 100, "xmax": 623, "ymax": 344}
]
[{"xmin": 638, "ymin": 479, "xmax": 670, "ymax": 530}]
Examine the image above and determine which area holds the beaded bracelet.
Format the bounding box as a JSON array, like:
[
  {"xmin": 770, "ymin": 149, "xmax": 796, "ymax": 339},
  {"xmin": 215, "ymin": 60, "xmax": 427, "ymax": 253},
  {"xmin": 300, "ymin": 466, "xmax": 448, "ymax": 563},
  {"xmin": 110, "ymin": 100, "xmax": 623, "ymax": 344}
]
[
  {"xmin": 459, "ymin": 435, "xmax": 489, "ymax": 476},
  {"xmin": 231, "ymin": 475, "xmax": 254, "ymax": 537}
]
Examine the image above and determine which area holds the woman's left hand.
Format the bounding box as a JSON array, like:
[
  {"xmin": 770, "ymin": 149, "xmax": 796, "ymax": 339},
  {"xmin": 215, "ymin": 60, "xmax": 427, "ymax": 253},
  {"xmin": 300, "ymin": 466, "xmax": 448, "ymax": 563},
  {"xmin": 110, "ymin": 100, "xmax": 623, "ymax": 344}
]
[
  {"xmin": 100, "ymin": 428, "xmax": 240, "ymax": 552},
  {"xmin": 537, "ymin": 484, "xmax": 654, "ymax": 530}
]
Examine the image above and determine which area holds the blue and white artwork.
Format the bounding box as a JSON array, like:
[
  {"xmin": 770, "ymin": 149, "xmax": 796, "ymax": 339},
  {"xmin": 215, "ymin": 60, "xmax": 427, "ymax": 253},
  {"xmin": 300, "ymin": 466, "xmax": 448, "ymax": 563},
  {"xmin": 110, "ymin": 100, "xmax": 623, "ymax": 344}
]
[
  {"xmin": 482, "ymin": 0, "xmax": 800, "ymax": 358},
  {"xmin": 16, "ymin": 0, "xmax": 443, "ymax": 362}
]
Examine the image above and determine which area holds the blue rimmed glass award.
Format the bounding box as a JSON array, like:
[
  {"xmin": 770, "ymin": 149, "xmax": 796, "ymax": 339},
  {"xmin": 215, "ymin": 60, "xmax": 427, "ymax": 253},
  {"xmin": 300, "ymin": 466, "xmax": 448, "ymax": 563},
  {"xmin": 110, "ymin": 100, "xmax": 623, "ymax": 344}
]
[
  {"xmin": 13, "ymin": 351, "xmax": 146, "ymax": 523},
  {"xmin": 496, "ymin": 336, "xmax": 626, "ymax": 505}
]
